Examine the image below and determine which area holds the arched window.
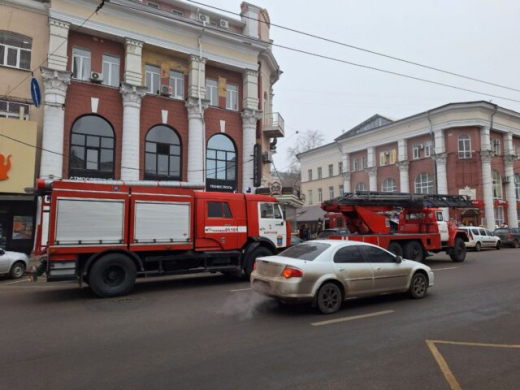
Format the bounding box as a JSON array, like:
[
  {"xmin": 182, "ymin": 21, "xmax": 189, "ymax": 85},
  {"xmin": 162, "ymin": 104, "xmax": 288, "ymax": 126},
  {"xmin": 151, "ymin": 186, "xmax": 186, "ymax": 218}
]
[
  {"xmin": 382, "ymin": 178, "xmax": 397, "ymax": 193},
  {"xmin": 355, "ymin": 182, "xmax": 366, "ymax": 192},
  {"xmin": 0, "ymin": 31, "xmax": 32, "ymax": 70},
  {"xmin": 69, "ymin": 115, "xmax": 114, "ymax": 179},
  {"xmin": 206, "ymin": 134, "xmax": 237, "ymax": 191},
  {"xmin": 458, "ymin": 134, "xmax": 471, "ymax": 159},
  {"xmin": 144, "ymin": 125, "xmax": 182, "ymax": 180},
  {"xmin": 515, "ymin": 173, "xmax": 520, "ymax": 201},
  {"xmin": 414, "ymin": 173, "xmax": 433, "ymax": 194},
  {"xmin": 492, "ymin": 170, "xmax": 502, "ymax": 199}
]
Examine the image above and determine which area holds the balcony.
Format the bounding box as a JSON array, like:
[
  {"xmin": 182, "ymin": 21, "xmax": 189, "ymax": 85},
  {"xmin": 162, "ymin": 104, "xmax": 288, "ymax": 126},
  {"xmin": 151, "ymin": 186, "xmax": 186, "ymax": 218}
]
[{"xmin": 263, "ymin": 112, "xmax": 285, "ymax": 138}]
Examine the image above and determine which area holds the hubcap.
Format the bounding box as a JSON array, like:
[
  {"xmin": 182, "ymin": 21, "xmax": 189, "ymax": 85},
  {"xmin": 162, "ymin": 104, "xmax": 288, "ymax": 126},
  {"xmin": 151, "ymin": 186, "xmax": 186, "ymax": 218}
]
[
  {"xmin": 13, "ymin": 266, "xmax": 23, "ymax": 277},
  {"xmin": 102, "ymin": 265, "xmax": 125, "ymax": 287},
  {"xmin": 322, "ymin": 288, "xmax": 339, "ymax": 309},
  {"xmin": 413, "ymin": 277, "xmax": 426, "ymax": 296}
]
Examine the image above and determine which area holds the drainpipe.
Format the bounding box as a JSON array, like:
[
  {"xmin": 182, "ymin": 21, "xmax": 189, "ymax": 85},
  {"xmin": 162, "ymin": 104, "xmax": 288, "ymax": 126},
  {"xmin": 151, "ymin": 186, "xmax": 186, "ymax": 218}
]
[{"xmin": 427, "ymin": 110, "xmax": 438, "ymax": 193}]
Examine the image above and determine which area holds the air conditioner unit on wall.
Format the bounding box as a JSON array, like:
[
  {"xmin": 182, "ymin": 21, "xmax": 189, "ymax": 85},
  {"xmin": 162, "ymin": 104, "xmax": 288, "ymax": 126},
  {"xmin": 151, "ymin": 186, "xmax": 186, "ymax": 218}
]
[
  {"xmin": 220, "ymin": 19, "xmax": 229, "ymax": 29},
  {"xmin": 160, "ymin": 85, "xmax": 172, "ymax": 96},
  {"xmin": 418, "ymin": 144, "xmax": 424, "ymax": 149},
  {"xmin": 90, "ymin": 71, "xmax": 103, "ymax": 83},
  {"xmin": 198, "ymin": 14, "xmax": 210, "ymax": 23},
  {"xmin": 262, "ymin": 151, "xmax": 273, "ymax": 163}
]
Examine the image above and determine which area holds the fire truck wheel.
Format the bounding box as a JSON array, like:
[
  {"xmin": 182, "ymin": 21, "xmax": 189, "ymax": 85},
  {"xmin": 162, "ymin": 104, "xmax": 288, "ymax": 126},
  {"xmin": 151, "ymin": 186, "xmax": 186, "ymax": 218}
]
[
  {"xmin": 245, "ymin": 247, "xmax": 273, "ymax": 279},
  {"xmin": 89, "ymin": 254, "xmax": 137, "ymax": 298},
  {"xmin": 409, "ymin": 272, "xmax": 428, "ymax": 299},
  {"xmin": 387, "ymin": 242, "xmax": 403, "ymax": 257},
  {"xmin": 403, "ymin": 241, "xmax": 424, "ymax": 262},
  {"xmin": 449, "ymin": 237, "xmax": 466, "ymax": 263}
]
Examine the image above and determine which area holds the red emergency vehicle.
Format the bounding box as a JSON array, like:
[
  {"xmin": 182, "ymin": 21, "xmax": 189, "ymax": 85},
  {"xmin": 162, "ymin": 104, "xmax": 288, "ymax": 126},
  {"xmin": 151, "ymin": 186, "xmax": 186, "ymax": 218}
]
[
  {"xmin": 32, "ymin": 179, "xmax": 290, "ymax": 297},
  {"xmin": 322, "ymin": 191, "xmax": 471, "ymax": 262}
]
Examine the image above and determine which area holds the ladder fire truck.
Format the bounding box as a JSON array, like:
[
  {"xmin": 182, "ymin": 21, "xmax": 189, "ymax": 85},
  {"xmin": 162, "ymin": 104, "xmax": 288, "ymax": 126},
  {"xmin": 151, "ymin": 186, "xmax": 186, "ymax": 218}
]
[
  {"xmin": 321, "ymin": 191, "xmax": 472, "ymax": 263},
  {"xmin": 32, "ymin": 179, "xmax": 290, "ymax": 297}
]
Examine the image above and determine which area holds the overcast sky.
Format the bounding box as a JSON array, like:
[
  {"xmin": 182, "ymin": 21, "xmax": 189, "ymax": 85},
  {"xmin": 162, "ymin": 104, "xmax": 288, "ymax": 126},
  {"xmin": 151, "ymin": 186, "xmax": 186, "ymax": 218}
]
[{"xmin": 199, "ymin": 0, "xmax": 520, "ymax": 172}]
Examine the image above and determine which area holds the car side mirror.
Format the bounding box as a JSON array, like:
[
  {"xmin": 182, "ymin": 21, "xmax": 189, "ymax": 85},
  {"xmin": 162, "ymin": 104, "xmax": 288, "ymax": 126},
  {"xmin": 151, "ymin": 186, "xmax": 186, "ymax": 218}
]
[
  {"xmin": 0, "ymin": 249, "xmax": 5, "ymax": 255},
  {"xmin": 395, "ymin": 255, "xmax": 402, "ymax": 264}
]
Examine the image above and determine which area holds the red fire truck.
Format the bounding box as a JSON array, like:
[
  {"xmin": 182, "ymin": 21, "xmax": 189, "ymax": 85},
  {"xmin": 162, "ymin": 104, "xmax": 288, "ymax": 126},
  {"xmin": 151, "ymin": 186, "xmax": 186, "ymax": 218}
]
[
  {"xmin": 32, "ymin": 179, "xmax": 290, "ymax": 297},
  {"xmin": 321, "ymin": 192, "xmax": 471, "ymax": 263}
]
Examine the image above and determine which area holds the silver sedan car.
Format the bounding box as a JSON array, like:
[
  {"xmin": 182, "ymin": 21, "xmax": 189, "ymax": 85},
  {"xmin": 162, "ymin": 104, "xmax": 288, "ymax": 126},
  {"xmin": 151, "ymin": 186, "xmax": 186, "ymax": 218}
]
[
  {"xmin": 0, "ymin": 248, "xmax": 29, "ymax": 279},
  {"xmin": 251, "ymin": 240, "xmax": 434, "ymax": 314}
]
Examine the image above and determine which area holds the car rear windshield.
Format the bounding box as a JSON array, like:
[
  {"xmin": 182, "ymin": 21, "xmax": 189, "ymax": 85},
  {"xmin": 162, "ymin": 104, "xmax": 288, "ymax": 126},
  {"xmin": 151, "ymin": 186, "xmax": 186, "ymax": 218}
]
[
  {"xmin": 494, "ymin": 229, "xmax": 509, "ymax": 234},
  {"xmin": 280, "ymin": 243, "xmax": 331, "ymax": 261}
]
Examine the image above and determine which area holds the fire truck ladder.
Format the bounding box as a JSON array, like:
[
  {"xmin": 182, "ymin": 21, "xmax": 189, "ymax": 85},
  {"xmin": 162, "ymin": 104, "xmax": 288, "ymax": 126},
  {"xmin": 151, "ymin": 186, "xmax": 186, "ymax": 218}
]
[{"xmin": 324, "ymin": 191, "xmax": 473, "ymax": 209}]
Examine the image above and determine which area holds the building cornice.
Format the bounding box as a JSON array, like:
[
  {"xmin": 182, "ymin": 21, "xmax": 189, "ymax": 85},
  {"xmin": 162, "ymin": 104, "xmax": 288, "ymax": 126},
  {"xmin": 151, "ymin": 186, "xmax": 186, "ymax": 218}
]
[{"xmin": 0, "ymin": 0, "xmax": 49, "ymax": 15}]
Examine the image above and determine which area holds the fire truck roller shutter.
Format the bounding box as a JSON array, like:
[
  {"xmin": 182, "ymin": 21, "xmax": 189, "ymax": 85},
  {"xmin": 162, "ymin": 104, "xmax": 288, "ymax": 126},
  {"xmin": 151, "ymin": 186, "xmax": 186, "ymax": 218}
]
[
  {"xmin": 133, "ymin": 201, "xmax": 191, "ymax": 243},
  {"xmin": 55, "ymin": 198, "xmax": 125, "ymax": 245}
]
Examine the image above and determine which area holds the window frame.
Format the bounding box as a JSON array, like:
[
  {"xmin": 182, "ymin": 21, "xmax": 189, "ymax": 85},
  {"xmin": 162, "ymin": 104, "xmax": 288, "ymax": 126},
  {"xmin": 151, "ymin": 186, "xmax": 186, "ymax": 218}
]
[
  {"xmin": 355, "ymin": 182, "xmax": 366, "ymax": 192},
  {"xmin": 329, "ymin": 186, "xmax": 334, "ymax": 200},
  {"xmin": 492, "ymin": 170, "xmax": 502, "ymax": 199},
  {"xmin": 102, "ymin": 54, "xmax": 120, "ymax": 87},
  {"xmin": 308, "ymin": 190, "xmax": 313, "ymax": 205},
  {"xmin": 413, "ymin": 144, "xmax": 420, "ymax": 160},
  {"xmin": 144, "ymin": 125, "xmax": 183, "ymax": 181},
  {"xmin": 318, "ymin": 188, "xmax": 323, "ymax": 203},
  {"xmin": 338, "ymin": 162, "xmax": 343, "ymax": 174},
  {"xmin": 328, "ymin": 164, "xmax": 333, "ymax": 177},
  {"xmin": 206, "ymin": 78, "xmax": 218, "ymax": 106},
  {"xmin": 339, "ymin": 185, "xmax": 344, "ymax": 197},
  {"xmin": 225, "ymin": 83, "xmax": 238, "ymax": 111},
  {"xmin": 362, "ymin": 156, "xmax": 367, "ymax": 169},
  {"xmin": 382, "ymin": 178, "xmax": 397, "ymax": 193},
  {"xmin": 0, "ymin": 31, "xmax": 32, "ymax": 70},
  {"xmin": 353, "ymin": 158, "xmax": 359, "ymax": 171},
  {"xmin": 414, "ymin": 172, "xmax": 433, "ymax": 194},
  {"xmin": 169, "ymin": 70, "xmax": 184, "ymax": 100},
  {"xmin": 206, "ymin": 134, "xmax": 237, "ymax": 183},
  {"xmin": 424, "ymin": 141, "xmax": 433, "ymax": 157},
  {"xmin": 72, "ymin": 47, "xmax": 91, "ymax": 81},
  {"xmin": 492, "ymin": 138, "xmax": 501, "ymax": 156},
  {"xmin": 0, "ymin": 99, "xmax": 29, "ymax": 120},
  {"xmin": 145, "ymin": 64, "xmax": 160, "ymax": 94},
  {"xmin": 308, "ymin": 169, "xmax": 313, "ymax": 181},
  {"xmin": 515, "ymin": 174, "xmax": 520, "ymax": 200},
  {"xmin": 458, "ymin": 134, "xmax": 471, "ymax": 159}
]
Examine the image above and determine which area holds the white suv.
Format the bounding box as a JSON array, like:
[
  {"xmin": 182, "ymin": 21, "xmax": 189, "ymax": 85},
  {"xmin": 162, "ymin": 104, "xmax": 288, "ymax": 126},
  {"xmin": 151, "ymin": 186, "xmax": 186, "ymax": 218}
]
[{"xmin": 459, "ymin": 227, "xmax": 501, "ymax": 251}]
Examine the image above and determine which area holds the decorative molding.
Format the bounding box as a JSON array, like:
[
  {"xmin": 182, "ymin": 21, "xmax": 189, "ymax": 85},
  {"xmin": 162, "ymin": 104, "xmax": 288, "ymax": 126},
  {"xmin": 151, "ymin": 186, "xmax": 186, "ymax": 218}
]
[
  {"xmin": 40, "ymin": 67, "xmax": 71, "ymax": 105},
  {"xmin": 241, "ymin": 109, "xmax": 263, "ymax": 127},
  {"xmin": 185, "ymin": 97, "xmax": 209, "ymax": 119},
  {"xmin": 49, "ymin": 18, "xmax": 70, "ymax": 30},
  {"xmin": 342, "ymin": 172, "xmax": 352, "ymax": 180},
  {"xmin": 190, "ymin": 54, "xmax": 206, "ymax": 64},
  {"xmin": 367, "ymin": 167, "xmax": 378, "ymax": 177},
  {"xmin": 432, "ymin": 152, "xmax": 448, "ymax": 164},
  {"xmin": 503, "ymin": 154, "xmax": 516, "ymax": 165},
  {"xmin": 480, "ymin": 150, "xmax": 494, "ymax": 164},
  {"xmin": 125, "ymin": 38, "xmax": 143, "ymax": 49},
  {"xmin": 243, "ymin": 69, "xmax": 259, "ymax": 78},
  {"xmin": 397, "ymin": 161, "xmax": 409, "ymax": 170},
  {"xmin": 120, "ymin": 83, "xmax": 147, "ymax": 108}
]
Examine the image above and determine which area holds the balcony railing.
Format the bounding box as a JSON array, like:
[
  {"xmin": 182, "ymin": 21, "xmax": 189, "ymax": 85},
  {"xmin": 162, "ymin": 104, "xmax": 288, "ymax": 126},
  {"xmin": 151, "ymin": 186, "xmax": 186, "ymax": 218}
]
[{"xmin": 263, "ymin": 112, "xmax": 285, "ymax": 138}]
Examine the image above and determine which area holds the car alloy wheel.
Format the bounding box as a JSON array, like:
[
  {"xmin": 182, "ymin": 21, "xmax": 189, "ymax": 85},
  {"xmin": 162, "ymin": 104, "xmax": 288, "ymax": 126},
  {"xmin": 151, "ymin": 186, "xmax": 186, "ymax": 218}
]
[
  {"xmin": 317, "ymin": 282, "xmax": 342, "ymax": 314},
  {"xmin": 409, "ymin": 273, "xmax": 428, "ymax": 299}
]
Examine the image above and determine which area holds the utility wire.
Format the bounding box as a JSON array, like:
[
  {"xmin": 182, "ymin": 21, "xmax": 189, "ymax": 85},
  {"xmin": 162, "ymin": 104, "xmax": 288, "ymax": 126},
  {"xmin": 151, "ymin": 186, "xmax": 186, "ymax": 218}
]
[
  {"xmin": 108, "ymin": 0, "xmax": 520, "ymax": 104},
  {"xmin": 186, "ymin": 0, "xmax": 520, "ymax": 94},
  {"xmin": 3, "ymin": 1, "xmax": 105, "ymax": 98}
]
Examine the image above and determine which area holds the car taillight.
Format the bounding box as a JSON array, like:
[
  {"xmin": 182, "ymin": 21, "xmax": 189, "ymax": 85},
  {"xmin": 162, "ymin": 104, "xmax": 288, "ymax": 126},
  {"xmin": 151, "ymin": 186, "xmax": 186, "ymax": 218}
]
[
  {"xmin": 253, "ymin": 262, "xmax": 257, "ymax": 271},
  {"xmin": 507, "ymin": 234, "xmax": 514, "ymax": 238},
  {"xmin": 281, "ymin": 266, "xmax": 303, "ymax": 279}
]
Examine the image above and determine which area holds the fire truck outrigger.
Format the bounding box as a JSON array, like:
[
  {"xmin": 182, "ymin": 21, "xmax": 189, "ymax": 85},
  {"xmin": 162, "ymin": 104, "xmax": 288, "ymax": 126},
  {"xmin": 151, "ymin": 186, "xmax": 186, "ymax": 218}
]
[
  {"xmin": 321, "ymin": 191, "xmax": 472, "ymax": 263},
  {"xmin": 32, "ymin": 179, "xmax": 290, "ymax": 297}
]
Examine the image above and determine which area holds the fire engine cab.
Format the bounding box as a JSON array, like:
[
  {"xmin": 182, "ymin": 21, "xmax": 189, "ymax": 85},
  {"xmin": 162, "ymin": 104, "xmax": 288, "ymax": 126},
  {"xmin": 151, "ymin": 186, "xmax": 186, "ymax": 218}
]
[{"xmin": 33, "ymin": 179, "xmax": 290, "ymax": 297}]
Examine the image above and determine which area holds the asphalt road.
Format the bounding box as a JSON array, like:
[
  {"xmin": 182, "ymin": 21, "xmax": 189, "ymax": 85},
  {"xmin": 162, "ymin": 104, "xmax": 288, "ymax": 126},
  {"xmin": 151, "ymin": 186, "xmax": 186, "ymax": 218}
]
[{"xmin": 1, "ymin": 248, "xmax": 520, "ymax": 390}]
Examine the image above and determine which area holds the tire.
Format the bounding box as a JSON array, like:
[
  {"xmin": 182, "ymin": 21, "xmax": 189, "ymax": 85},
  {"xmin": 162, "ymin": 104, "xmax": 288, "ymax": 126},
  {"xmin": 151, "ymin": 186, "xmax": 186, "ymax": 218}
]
[
  {"xmin": 450, "ymin": 237, "xmax": 466, "ymax": 263},
  {"xmin": 409, "ymin": 272, "xmax": 428, "ymax": 299},
  {"xmin": 496, "ymin": 241, "xmax": 501, "ymax": 250},
  {"xmin": 475, "ymin": 242, "xmax": 481, "ymax": 252},
  {"xmin": 387, "ymin": 242, "xmax": 403, "ymax": 257},
  {"xmin": 244, "ymin": 246, "xmax": 273, "ymax": 279},
  {"xmin": 514, "ymin": 239, "xmax": 520, "ymax": 249},
  {"xmin": 88, "ymin": 254, "xmax": 137, "ymax": 298},
  {"xmin": 403, "ymin": 241, "xmax": 424, "ymax": 262},
  {"xmin": 9, "ymin": 261, "xmax": 26, "ymax": 279},
  {"xmin": 316, "ymin": 282, "xmax": 343, "ymax": 314}
]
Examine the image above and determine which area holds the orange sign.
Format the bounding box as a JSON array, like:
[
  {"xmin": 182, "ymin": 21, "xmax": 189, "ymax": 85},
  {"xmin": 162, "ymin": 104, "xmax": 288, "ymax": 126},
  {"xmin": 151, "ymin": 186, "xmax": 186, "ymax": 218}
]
[{"xmin": 0, "ymin": 154, "xmax": 11, "ymax": 180}]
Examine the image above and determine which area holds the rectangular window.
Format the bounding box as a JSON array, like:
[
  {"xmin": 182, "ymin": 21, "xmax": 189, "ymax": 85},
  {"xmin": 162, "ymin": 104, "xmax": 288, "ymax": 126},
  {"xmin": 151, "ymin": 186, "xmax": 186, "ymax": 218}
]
[
  {"xmin": 308, "ymin": 190, "xmax": 313, "ymax": 205},
  {"xmin": 317, "ymin": 167, "xmax": 322, "ymax": 179},
  {"xmin": 102, "ymin": 55, "xmax": 119, "ymax": 87},
  {"xmin": 492, "ymin": 139, "xmax": 501, "ymax": 156},
  {"xmin": 362, "ymin": 156, "xmax": 367, "ymax": 169},
  {"xmin": 172, "ymin": 9, "xmax": 183, "ymax": 16},
  {"xmin": 0, "ymin": 100, "xmax": 29, "ymax": 120},
  {"xmin": 226, "ymin": 83, "xmax": 238, "ymax": 111},
  {"xmin": 308, "ymin": 169, "xmax": 312, "ymax": 181},
  {"xmin": 72, "ymin": 47, "xmax": 91, "ymax": 81},
  {"xmin": 413, "ymin": 144, "xmax": 420, "ymax": 159},
  {"xmin": 339, "ymin": 185, "xmax": 344, "ymax": 196},
  {"xmin": 338, "ymin": 162, "xmax": 343, "ymax": 174},
  {"xmin": 318, "ymin": 188, "xmax": 323, "ymax": 203},
  {"xmin": 425, "ymin": 141, "xmax": 433, "ymax": 157},
  {"xmin": 329, "ymin": 186, "xmax": 334, "ymax": 200},
  {"xmin": 0, "ymin": 33, "xmax": 32, "ymax": 70},
  {"xmin": 260, "ymin": 203, "xmax": 274, "ymax": 219},
  {"xmin": 390, "ymin": 149, "xmax": 397, "ymax": 164},
  {"xmin": 379, "ymin": 152, "xmax": 387, "ymax": 166},
  {"xmin": 353, "ymin": 158, "xmax": 359, "ymax": 171},
  {"xmin": 169, "ymin": 70, "xmax": 184, "ymax": 99},
  {"xmin": 208, "ymin": 202, "xmax": 232, "ymax": 218},
  {"xmin": 328, "ymin": 164, "xmax": 333, "ymax": 177},
  {"xmin": 147, "ymin": 1, "xmax": 160, "ymax": 8},
  {"xmin": 145, "ymin": 65, "xmax": 160, "ymax": 94},
  {"xmin": 494, "ymin": 206, "xmax": 504, "ymax": 227},
  {"xmin": 206, "ymin": 79, "xmax": 218, "ymax": 106}
]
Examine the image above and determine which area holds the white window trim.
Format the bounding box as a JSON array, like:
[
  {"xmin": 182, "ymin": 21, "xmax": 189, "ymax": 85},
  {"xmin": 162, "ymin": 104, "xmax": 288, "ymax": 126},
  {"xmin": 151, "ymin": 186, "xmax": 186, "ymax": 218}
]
[
  {"xmin": 414, "ymin": 173, "xmax": 433, "ymax": 194},
  {"xmin": 338, "ymin": 162, "xmax": 343, "ymax": 174},
  {"xmin": 72, "ymin": 47, "xmax": 91, "ymax": 81},
  {"xmin": 147, "ymin": 1, "xmax": 160, "ymax": 8},
  {"xmin": 169, "ymin": 70, "xmax": 184, "ymax": 99},
  {"xmin": 413, "ymin": 145, "xmax": 420, "ymax": 160},
  {"xmin": 329, "ymin": 186, "xmax": 334, "ymax": 200},
  {"xmin": 102, "ymin": 54, "xmax": 119, "ymax": 87},
  {"xmin": 308, "ymin": 169, "xmax": 312, "ymax": 182},
  {"xmin": 353, "ymin": 158, "xmax": 359, "ymax": 171},
  {"xmin": 458, "ymin": 135, "xmax": 472, "ymax": 159},
  {"xmin": 328, "ymin": 164, "xmax": 333, "ymax": 177},
  {"xmin": 494, "ymin": 206, "xmax": 504, "ymax": 227},
  {"xmin": 0, "ymin": 43, "xmax": 31, "ymax": 70},
  {"xmin": 355, "ymin": 182, "xmax": 366, "ymax": 192},
  {"xmin": 382, "ymin": 178, "xmax": 397, "ymax": 193},
  {"xmin": 362, "ymin": 156, "xmax": 367, "ymax": 169},
  {"xmin": 318, "ymin": 188, "xmax": 323, "ymax": 203},
  {"xmin": 492, "ymin": 170, "xmax": 502, "ymax": 199},
  {"xmin": 206, "ymin": 79, "xmax": 218, "ymax": 106},
  {"xmin": 339, "ymin": 185, "xmax": 344, "ymax": 196},
  {"xmin": 317, "ymin": 167, "xmax": 322, "ymax": 179},
  {"xmin": 0, "ymin": 100, "xmax": 29, "ymax": 120},
  {"xmin": 226, "ymin": 83, "xmax": 238, "ymax": 111},
  {"xmin": 308, "ymin": 190, "xmax": 313, "ymax": 205},
  {"xmin": 425, "ymin": 141, "xmax": 432, "ymax": 157},
  {"xmin": 145, "ymin": 65, "xmax": 160, "ymax": 94},
  {"xmin": 492, "ymin": 138, "xmax": 501, "ymax": 156}
]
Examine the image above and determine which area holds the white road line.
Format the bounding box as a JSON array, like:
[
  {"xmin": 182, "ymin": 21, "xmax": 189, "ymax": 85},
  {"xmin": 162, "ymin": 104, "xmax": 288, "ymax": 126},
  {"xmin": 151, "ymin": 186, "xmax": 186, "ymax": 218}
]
[
  {"xmin": 1, "ymin": 278, "xmax": 32, "ymax": 285},
  {"xmin": 433, "ymin": 267, "xmax": 459, "ymax": 271},
  {"xmin": 230, "ymin": 288, "xmax": 252, "ymax": 292},
  {"xmin": 311, "ymin": 310, "xmax": 394, "ymax": 327}
]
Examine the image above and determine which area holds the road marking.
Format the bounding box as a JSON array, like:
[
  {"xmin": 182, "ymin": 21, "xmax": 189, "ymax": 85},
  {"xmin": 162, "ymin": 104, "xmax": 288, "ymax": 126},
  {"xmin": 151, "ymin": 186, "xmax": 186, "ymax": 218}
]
[
  {"xmin": 311, "ymin": 310, "xmax": 394, "ymax": 327},
  {"xmin": 230, "ymin": 288, "xmax": 252, "ymax": 292},
  {"xmin": 426, "ymin": 340, "xmax": 520, "ymax": 390},
  {"xmin": 1, "ymin": 278, "xmax": 32, "ymax": 285},
  {"xmin": 432, "ymin": 267, "xmax": 458, "ymax": 271}
]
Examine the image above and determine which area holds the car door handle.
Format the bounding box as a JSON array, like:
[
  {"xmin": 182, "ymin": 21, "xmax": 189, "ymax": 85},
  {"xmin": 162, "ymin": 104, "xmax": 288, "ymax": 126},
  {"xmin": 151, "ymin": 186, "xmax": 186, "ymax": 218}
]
[
  {"xmin": 376, "ymin": 267, "xmax": 382, "ymax": 271},
  {"xmin": 339, "ymin": 268, "xmax": 345, "ymax": 272}
]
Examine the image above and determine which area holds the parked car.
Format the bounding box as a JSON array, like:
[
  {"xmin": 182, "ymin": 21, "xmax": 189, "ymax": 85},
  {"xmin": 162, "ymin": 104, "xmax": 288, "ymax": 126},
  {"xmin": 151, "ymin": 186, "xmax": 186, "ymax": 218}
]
[
  {"xmin": 493, "ymin": 228, "xmax": 520, "ymax": 248},
  {"xmin": 459, "ymin": 227, "xmax": 501, "ymax": 251},
  {"xmin": 0, "ymin": 248, "xmax": 29, "ymax": 279},
  {"xmin": 251, "ymin": 240, "xmax": 434, "ymax": 314},
  {"xmin": 317, "ymin": 228, "xmax": 349, "ymax": 239}
]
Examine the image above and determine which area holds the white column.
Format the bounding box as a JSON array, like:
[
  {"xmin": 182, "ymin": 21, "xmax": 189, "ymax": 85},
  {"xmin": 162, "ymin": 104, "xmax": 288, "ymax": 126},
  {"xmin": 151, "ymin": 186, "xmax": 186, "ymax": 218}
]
[
  {"xmin": 124, "ymin": 39, "xmax": 144, "ymax": 85},
  {"xmin": 343, "ymin": 153, "xmax": 351, "ymax": 192},
  {"xmin": 398, "ymin": 139, "xmax": 407, "ymax": 161},
  {"xmin": 434, "ymin": 153, "xmax": 449, "ymax": 220},
  {"xmin": 186, "ymin": 98, "xmax": 208, "ymax": 184},
  {"xmin": 368, "ymin": 167, "xmax": 377, "ymax": 191},
  {"xmin": 120, "ymin": 83, "xmax": 146, "ymax": 180},
  {"xmin": 434, "ymin": 129, "xmax": 446, "ymax": 155},
  {"xmin": 504, "ymin": 155, "xmax": 518, "ymax": 227},
  {"xmin": 367, "ymin": 147, "xmax": 375, "ymax": 168},
  {"xmin": 398, "ymin": 161, "xmax": 409, "ymax": 193},
  {"xmin": 48, "ymin": 19, "xmax": 69, "ymax": 71},
  {"xmin": 188, "ymin": 55, "xmax": 206, "ymax": 99},
  {"xmin": 480, "ymin": 126, "xmax": 495, "ymax": 229},
  {"xmin": 242, "ymin": 70, "xmax": 259, "ymax": 110},
  {"xmin": 241, "ymin": 109, "xmax": 262, "ymax": 191},
  {"xmin": 40, "ymin": 67, "xmax": 71, "ymax": 179}
]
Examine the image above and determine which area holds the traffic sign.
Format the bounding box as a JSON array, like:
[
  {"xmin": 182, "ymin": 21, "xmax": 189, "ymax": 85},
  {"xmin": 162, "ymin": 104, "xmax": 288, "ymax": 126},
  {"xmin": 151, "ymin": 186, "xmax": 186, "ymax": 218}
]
[{"xmin": 31, "ymin": 78, "xmax": 41, "ymax": 108}]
